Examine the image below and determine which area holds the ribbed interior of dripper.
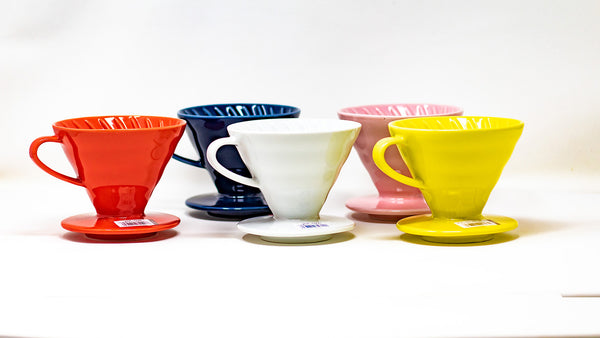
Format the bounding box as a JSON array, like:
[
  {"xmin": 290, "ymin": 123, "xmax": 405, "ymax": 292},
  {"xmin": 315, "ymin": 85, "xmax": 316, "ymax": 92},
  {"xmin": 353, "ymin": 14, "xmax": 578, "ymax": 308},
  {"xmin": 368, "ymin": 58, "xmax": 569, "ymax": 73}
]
[
  {"xmin": 57, "ymin": 116, "xmax": 181, "ymax": 130},
  {"xmin": 341, "ymin": 104, "xmax": 461, "ymax": 117},
  {"xmin": 396, "ymin": 116, "xmax": 523, "ymax": 131},
  {"xmin": 180, "ymin": 104, "xmax": 298, "ymax": 117},
  {"xmin": 228, "ymin": 118, "xmax": 360, "ymax": 134}
]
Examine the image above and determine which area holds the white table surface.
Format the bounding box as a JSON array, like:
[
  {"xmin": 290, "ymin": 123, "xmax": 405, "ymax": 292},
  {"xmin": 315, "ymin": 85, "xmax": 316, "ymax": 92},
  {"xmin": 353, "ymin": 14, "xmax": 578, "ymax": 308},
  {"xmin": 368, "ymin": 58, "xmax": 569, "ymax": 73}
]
[{"xmin": 1, "ymin": 163, "xmax": 599, "ymax": 338}]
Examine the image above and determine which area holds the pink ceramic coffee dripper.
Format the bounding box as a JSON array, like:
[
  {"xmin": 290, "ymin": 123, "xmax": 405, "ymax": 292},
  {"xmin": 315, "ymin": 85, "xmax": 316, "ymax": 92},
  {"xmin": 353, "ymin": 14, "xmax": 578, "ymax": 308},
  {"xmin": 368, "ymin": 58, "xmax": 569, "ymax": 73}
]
[{"xmin": 338, "ymin": 104, "xmax": 463, "ymax": 220}]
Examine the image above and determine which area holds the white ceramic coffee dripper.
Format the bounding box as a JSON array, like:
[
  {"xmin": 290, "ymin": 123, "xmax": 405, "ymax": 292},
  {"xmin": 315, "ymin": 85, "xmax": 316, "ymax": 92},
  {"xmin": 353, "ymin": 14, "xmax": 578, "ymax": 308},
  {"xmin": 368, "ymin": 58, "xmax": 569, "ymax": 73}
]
[{"xmin": 206, "ymin": 118, "xmax": 361, "ymax": 243}]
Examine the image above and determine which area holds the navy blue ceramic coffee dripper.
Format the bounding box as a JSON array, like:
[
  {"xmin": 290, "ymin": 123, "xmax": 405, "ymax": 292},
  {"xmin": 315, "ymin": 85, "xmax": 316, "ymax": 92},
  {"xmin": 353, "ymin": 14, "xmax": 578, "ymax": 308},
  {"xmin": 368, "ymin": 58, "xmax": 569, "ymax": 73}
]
[{"xmin": 173, "ymin": 103, "xmax": 301, "ymax": 218}]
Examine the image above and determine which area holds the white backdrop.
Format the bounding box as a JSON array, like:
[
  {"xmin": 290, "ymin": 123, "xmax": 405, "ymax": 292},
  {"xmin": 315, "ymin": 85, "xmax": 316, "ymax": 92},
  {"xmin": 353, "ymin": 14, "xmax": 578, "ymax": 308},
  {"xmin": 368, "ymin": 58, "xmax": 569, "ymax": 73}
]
[
  {"xmin": 1, "ymin": 2, "xmax": 600, "ymax": 337},
  {"xmin": 1, "ymin": 0, "xmax": 599, "ymax": 181}
]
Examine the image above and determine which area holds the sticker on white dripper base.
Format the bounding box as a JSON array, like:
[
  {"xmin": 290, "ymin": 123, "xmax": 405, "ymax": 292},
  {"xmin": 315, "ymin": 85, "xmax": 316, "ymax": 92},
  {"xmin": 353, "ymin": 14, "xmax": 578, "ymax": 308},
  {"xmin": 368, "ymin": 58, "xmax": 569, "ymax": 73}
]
[
  {"xmin": 299, "ymin": 222, "xmax": 330, "ymax": 229},
  {"xmin": 455, "ymin": 219, "xmax": 499, "ymax": 228},
  {"xmin": 114, "ymin": 219, "xmax": 157, "ymax": 228}
]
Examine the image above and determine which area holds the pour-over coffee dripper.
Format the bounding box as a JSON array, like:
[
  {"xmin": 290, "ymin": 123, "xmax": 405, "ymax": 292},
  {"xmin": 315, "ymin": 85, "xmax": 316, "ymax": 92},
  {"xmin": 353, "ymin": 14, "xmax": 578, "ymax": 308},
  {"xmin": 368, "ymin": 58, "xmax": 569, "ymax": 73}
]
[
  {"xmin": 173, "ymin": 104, "xmax": 301, "ymax": 218},
  {"xmin": 30, "ymin": 115, "xmax": 186, "ymax": 239},
  {"xmin": 373, "ymin": 116, "xmax": 524, "ymax": 243}
]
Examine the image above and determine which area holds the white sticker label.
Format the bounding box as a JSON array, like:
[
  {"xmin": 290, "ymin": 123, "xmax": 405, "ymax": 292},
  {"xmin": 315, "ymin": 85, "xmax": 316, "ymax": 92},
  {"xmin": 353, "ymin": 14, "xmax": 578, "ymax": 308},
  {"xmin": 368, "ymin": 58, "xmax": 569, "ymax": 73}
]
[
  {"xmin": 114, "ymin": 219, "xmax": 157, "ymax": 228},
  {"xmin": 455, "ymin": 219, "xmax": 499, "ymax": 228},
  {"xmin": 299, "ymin": 223, "xmax": 329, "ymax": 229}
]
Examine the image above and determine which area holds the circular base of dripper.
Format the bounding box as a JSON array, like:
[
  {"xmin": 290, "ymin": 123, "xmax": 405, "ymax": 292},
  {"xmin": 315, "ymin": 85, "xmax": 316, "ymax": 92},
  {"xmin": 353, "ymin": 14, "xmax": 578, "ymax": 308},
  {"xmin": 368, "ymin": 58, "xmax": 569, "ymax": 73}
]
[
  {"xmin": 185, "ymin": 193, "xmax": 271, "ymax": 218},
  {"xmin": 61, "ymin": 212, "xmax": 180, "ymax": 239},
  {"xmin": 238, "ymin": 215, "xmax": 354, "ymax": 244},
  {"xmin": 85, "ymin": 232, "xmax": 158, "ymax": 240},
  {"xmin": 260, "ymin": 234, "xmax": 333, "ymax": 243},
  {"xmin": 420, "ymin": 234, "xmax": 495, "ymax": 244},
  {"xmin": 345, "ymin": 194, "xmax": 429, "ymax": 220},
  {"xmin": 397, "ymin": 214, "xmax": 518, "ymax": 244}
]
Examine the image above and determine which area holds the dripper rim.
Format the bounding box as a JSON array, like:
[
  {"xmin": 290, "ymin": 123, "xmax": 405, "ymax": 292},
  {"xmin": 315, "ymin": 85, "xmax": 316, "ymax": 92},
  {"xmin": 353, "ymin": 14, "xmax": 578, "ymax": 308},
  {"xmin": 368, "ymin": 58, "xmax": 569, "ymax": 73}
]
[
  {"xmin": 338, "ymin": 103, "xmax": 464, "ymax": 119},
  {"xmin": 51, "ymin": 115, "xmax": 186, "ymax": 132},
  {"xmin": 177, "ymin": 103, "xmax": 301, "ymax": 119},
  {"xmin": 388, "ymin": 116, "xmax": 524, "ymax": 133}
]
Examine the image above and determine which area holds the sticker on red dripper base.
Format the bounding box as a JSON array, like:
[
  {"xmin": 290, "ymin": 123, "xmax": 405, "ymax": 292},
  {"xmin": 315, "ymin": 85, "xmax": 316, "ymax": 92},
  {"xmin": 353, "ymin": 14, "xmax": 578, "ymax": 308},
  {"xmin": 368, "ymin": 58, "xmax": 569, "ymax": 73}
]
[{"xmin": 114, "ymin": 219, "xmax": 158, "ymax": 228}]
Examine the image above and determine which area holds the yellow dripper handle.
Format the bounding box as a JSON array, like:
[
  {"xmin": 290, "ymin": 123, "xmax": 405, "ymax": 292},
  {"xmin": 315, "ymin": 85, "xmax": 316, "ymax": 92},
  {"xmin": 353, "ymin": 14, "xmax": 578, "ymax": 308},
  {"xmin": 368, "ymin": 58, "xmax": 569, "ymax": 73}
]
[{"xmin": 372, "ymin": 137, "xmax": 425, "ymax": 190}]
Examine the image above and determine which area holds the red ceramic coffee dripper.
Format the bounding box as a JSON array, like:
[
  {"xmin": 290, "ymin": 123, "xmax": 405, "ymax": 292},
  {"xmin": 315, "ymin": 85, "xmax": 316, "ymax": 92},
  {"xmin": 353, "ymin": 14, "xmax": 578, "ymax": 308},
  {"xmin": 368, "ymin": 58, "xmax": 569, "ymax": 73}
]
[{"xmin": 30, "ymin": 115, "xmax": 186, "ymax": 239}]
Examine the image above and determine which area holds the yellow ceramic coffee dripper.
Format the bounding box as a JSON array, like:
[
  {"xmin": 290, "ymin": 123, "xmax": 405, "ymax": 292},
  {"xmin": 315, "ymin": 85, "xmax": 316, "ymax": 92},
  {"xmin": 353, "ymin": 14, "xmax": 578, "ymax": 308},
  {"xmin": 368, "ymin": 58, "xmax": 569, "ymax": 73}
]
[{"xmin": 373, "ymin": 116, "xmax": 524, "ymax": 243}]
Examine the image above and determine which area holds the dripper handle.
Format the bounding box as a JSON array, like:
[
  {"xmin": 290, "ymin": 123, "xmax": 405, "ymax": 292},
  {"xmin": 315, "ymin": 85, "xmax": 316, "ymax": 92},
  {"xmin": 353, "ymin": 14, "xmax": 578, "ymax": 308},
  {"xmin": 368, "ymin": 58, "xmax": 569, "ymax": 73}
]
[
  {"xmin": 29, "ymin": 136, "xmax": 84, "ymax": 187},
  {"xmin": 372, "ymin": 137, "xmax": 424, "ymax": 190},
  {"xmin": 172, "ymin": 127, "xmax": 205, "ymax": 168},
  {"xmin": 172, "ymin": 153, "xmax": 204, "ymax": 168},
  {"xmin": 206, "ymin": 136, "xmax": 259, "ymax": 188}
]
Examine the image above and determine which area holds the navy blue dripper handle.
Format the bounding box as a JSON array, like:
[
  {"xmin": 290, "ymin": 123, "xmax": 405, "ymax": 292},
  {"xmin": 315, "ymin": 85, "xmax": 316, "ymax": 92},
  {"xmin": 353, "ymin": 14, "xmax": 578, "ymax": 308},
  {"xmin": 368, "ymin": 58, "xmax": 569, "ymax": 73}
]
[{"xmin": 172, "ymin": 122, "xmax": 204, "ymax": 168}]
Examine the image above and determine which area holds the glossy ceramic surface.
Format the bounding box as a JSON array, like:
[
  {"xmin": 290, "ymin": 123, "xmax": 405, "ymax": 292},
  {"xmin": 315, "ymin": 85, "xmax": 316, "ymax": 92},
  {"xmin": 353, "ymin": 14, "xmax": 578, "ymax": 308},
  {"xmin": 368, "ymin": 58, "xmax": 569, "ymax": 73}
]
[
  {"xmin": 344, "ymin": 195, "xmax": 430, "ymax": 220},
  {"xmin": 396, "ymin": 214, "xmax": 518, "ymax": 244},
  {"xmin": 30, "ymin": 115, "xmax": 186, "ymax": 238},
  {"xmin": 373, "ymin": 116, "xmax": 524, "ymax": 243},
  {"xmin": 184, "ymin": 193, "xmax": 269, "ymax": 218},
  {"xmin": 338, "ymin": 104, "xmax": 463, "ymax": 219},
  {"xmin": 62, "ymin": 212, "xmax": 180, "ymax": 240},
  {"xmin": 173, "ymin": 103, "xmax": 300, "ymax": 217},
  {"xmin": 238, "ymin": 215, "xmax": 355, "ymax": 243},
  {"xmin": 206, "ymin": 118, "xmax": 360, "ymax": 242}
]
